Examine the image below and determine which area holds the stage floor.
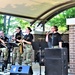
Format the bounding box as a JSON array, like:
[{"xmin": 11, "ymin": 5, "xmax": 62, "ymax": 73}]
[
  {"xmin": 0, "ymin": 52, "xmax": 71, "ymax": 75},
  {"xmin": 0, "ymin": 62, "xmax": 72, "ymax": 75},
  {"xmin": 0, "ymin": 62, "xmax": 45, "ymax": 75}
]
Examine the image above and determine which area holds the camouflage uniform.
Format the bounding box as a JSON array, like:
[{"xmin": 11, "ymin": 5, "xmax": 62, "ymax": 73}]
[
  {"xmin": 22, "ymin": 33, "xmax": 33, "ymax": 65},
  {"xmin": 0, "ymin": 36, "xmax": 9, "ymax": 69},
  {"xmin": 1, "ymin": 47, "xmax": 8, "ymax": 61},
  {"xmin": 12, "ymin": 30, "xmax": 23, "ymax": 65},
  {"xmin": 12, "ymin": 44, "xmax": 21, "ymax": 65},
  {"xmin": 0, "ymin": 36, "xmax": 8, "ymax": 60},
  {"xmin": 22, "ymin": 44, "xmax": 33, "ymax": 65}
]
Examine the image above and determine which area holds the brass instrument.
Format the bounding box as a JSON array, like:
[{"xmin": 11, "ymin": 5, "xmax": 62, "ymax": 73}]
[
  {"xmin": 13, "ymin": 31, "xmax": 24, "ymax": 54},
  {"xmin": 18, "ymin": 35, "xmax": 24, "ymax": 54},
  {"xmin": 19, "ymin": 42, "xmax": 23, "ymax": 54},
  {"xmin": 19, "ymin": 35, "xmax": 24, "ymax": 54}
]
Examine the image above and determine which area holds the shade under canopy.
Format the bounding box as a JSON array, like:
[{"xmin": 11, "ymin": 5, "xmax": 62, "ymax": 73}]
[{"xmin": 0, "ymin": 0, "xmax": 75, "ymax": 25}]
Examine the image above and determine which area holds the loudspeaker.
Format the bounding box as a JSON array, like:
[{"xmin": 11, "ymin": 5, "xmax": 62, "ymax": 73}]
[
  {"xmin": 44, "ymin": 48, "xmax": 68, "ymax": 75},
  {"xmin": 10, "ymin": 65, "xmax": 33, "ymax": 75}
]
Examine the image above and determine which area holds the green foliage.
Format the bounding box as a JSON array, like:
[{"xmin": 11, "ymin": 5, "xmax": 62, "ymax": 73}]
[
  {"xmin": 46, "ymin": 7, "xmax": 75, "ymax": 32},
  {"xmin": 15, "ymin": 18, "xmax": 30, "ymax": 29},
  {"xmin": 0, "ymin": 15, "xmax": 4, "ymax": 31},
  {"xmin": 0, "ymin": 7, "xmax": 75, "ymax": 34}
]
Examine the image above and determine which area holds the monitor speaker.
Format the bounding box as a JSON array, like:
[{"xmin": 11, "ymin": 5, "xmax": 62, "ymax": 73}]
[
  {"xmin": 10, "ymin": 65, "xmax": 33, "ymax": 75},
  {"xmin": 44, "ymin": 48, "xmax": 68, "ymax": 75}
]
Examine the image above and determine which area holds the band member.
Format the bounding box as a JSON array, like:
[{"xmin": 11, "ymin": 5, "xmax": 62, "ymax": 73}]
[
  {"xmin": 12, "ymin": 27, "xmax": 23, "ymax": 65},
  {"xmin": 46, "ymin": 26, "xmax": 62, "ymax": 48},
  {"xmin": 0, "ymin": 31, "xmax": 9, "ymax": 70},
  {"xmin": 22, "ymin": 27, "xmax": 33, "ymax": 65}
]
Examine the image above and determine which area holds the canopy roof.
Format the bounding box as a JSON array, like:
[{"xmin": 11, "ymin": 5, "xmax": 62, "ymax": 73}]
[{"xmin": 0, "ymin": 0, "xmax": 75, "ymax": 25}]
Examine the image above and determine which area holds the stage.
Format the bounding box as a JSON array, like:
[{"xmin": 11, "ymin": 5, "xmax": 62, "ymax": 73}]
[
  {"xmin": 0, "ymin": 62, "xmax": 45, "ymax": 75},
  {"xmin": 0, "ymin": 42, "xmax": 71, "ymax": 75},
  {"xmin": 0, "ymin": 62, "xmax": 71, "ymax": 75}
]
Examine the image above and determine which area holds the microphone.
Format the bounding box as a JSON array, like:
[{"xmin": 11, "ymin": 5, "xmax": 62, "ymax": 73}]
[
  {"xmin": 48, "ymin": 31, "xmax": 50, "ymax": 33},
  {"xmin": 46, "ymin": 31, "xmax": 51, "ymax": 35},
  {"xmin": 47, "ymin": 31, "xmax": 50, "ymax": 34}
]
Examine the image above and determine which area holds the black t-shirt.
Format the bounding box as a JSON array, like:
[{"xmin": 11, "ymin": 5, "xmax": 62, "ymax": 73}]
[
  {"xmin": 0, "ymin": 36, "xmax": 8, "ymax": 42},
  {"xmin": 48, "ymin": 32, "xmax": 62, "ymax": 46},
  {"xmin": 23, "ymin": 33, "xmax": 33, "ymax": 44},
  {"xmin": 15, "ymin": 32, "xmax": 22, "ymax": 43}
]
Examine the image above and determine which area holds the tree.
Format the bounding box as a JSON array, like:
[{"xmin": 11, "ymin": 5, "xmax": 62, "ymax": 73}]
[
  {"xmin": 0, "ymin": 15, "xmax": 4, "ymax": 30},
  {"xmin": 46, "ymin": 7, "xmax": 75, "ymax": 32}
]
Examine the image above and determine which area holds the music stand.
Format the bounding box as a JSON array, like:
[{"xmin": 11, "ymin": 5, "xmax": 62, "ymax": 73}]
[
  {"xmin": 32, "ymin": 41, "xmax": 48, "ymax": 75},
  {"xmin": 32, "ymin": 41, "xmax": 40, "ymax": 62},
  {"xmin": 32, "ymin": 41, "xmax": 41, "ymax": 75},
  {"xmin": 5, "ymin": 42, "xmax": 19, "ymax": 63},
  {"xmin": 39, "ymin": 41, "xmax": 48, "ymax": 50},
  {"xmin": 6, "ymin": 42, "xmax": 19, "ymax": 47},
  {"xmin": 32, "ymin": 41, "xmax": 39, "ymax": 50},
  {"xmin": 39, "ymin": 41, "xmax": 48, "ymax": 75}
]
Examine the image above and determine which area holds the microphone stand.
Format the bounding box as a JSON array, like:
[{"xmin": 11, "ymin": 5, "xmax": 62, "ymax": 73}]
[
  {"xmin": 39, "ymin": 41, "xmax": 48, "ymax": 75},
  {"xmin": 32, "ymin": 41, "xmax": 42, "ymax": 75},
  {"xmin": 32, "ymin": 41, "xmax": 48, "ymax": 75},
  {"xmin": 39, "ymin": 45, "xmax": 42, "ymax": 75}
]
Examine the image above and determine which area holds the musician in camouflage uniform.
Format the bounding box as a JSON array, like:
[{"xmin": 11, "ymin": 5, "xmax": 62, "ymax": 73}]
[
  {"xmin": 22, "ymin": 27, "xmax": 33, "ymax": 65},
  {"xmin": 0, "ymin": 31, "xmax": 9, "ymax": 69},
  {"xmin": 12, "ymin": 27, "xmax": 23, "ymax": 65}
]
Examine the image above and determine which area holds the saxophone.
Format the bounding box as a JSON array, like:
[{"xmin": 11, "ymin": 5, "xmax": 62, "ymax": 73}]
[
  {"xmin": 12, "ymin": 31, "xmax": 24, "ymax": 54},
  {"xmin": 18, "ymin": 35, "xmax": 24, "ymax": 54},
  {"xmin": 19, "ymin": 42, "xmax": 23, "ymax": 54}
]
